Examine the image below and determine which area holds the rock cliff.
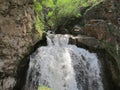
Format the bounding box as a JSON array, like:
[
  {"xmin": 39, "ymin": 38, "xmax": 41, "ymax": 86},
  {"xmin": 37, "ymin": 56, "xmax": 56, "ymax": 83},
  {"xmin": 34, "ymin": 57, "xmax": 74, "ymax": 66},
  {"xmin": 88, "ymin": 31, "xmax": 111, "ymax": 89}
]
[
  {"xmin": 83, "ymin": 0, "xmax": 120, "ymax": 88},
  {"xmin": 0, "ymin": 0, "xmax": 39, "ymax": 90}
]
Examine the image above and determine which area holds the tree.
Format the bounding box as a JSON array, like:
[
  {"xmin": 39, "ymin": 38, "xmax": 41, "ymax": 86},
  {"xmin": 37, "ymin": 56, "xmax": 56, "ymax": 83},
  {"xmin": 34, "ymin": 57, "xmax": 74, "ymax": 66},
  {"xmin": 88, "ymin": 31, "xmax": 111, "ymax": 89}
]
[{"xmin": 34, "ymin": 0, "xmax": 102, "ymax": 32}]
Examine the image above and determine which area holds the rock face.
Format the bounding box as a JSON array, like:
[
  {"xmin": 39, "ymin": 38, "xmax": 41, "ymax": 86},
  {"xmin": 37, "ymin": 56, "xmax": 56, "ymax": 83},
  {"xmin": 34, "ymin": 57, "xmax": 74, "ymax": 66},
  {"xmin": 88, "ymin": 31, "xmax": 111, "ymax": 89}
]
[
  {"xmin": 69, "ymin": 35, "xmax": 103, "ymax": 49},
  {"xmin": 83, "ymin": 0, "xmax": 120, "ymax": 47},
  {"xmin": 0, "ymin": 0, "xmax": 39, "ymax": 90},
  {"xmin": 83, "ymin": 0, "xmax": 120, "ymax": 89},
  {"xmin": 55, "ymin": 25, "xmax": 85, "ymax": 36}
]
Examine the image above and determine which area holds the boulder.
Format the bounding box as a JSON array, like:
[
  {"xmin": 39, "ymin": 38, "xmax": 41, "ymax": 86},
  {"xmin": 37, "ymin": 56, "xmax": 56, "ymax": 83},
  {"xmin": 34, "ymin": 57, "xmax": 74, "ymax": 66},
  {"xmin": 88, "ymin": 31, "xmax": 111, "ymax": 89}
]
[{"xmin": 69, "ymin": 35, "xmax": 103, "ymax": 49}]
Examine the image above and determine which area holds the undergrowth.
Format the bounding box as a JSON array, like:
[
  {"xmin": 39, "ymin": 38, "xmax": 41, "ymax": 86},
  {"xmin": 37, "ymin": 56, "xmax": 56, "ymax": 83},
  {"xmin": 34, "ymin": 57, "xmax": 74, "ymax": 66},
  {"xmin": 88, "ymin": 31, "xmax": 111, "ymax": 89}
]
[{"xmin": 34, "ymin": 0, "xmax": 103, "ymax": 37}]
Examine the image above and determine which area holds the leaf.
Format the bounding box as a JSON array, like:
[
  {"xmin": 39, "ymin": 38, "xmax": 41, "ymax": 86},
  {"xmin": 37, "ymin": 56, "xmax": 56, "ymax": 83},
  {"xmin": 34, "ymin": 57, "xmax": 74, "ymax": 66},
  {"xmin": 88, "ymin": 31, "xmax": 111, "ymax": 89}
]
[
  {"xmin": 34, "ymin": 1, "xmax": 42, "ymax": 11},
  {"xmin": 38, "ymin": 86, "xmax": 52, "ymax": 90},
  {"xmin": 48, "ymin": 11, "xmax": 53, "ymax": 17}
]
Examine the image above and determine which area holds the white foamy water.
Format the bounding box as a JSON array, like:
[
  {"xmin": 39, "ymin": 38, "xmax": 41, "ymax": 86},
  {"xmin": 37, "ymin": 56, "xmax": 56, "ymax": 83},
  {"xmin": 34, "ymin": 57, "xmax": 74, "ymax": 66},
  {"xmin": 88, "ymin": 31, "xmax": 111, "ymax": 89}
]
[{"xmin": 24, "ymin": 33, "xmax": 103, "ymax": 90}]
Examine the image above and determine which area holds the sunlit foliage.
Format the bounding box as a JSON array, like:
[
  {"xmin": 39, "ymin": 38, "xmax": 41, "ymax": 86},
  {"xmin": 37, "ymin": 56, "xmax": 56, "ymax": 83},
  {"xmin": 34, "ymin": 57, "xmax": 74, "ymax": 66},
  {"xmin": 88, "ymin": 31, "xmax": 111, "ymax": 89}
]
[
  {"xmin": 34, "ymin": 0, "xmax": 102, "ymax": 32},
  {"xmin": 38, "ymin": 86, "xmax": 52, "ymax": 90}
]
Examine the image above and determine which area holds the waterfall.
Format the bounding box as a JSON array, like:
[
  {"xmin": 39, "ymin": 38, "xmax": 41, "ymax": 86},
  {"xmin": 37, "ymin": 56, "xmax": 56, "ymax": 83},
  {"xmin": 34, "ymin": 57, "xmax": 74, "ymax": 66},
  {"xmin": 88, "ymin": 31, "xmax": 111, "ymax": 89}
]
[{"xmin": 24, "ymin": 33, "xmax": 104, "ymax": 90}]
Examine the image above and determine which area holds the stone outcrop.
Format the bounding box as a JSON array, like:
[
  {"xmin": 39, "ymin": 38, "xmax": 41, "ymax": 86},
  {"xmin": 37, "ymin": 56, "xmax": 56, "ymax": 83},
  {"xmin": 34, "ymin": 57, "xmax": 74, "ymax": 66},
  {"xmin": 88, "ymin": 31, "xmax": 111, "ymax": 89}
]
[
  {"xmin": 69, "ymin": 35, "xmax": 103, "ymax": 49},
  {"xmin": 0, "ymin": 0, "xmax": 39, "ymax": 90},
  {"xmin": 83, "ymin": 0, "xmax": 120, "ymax": 46},
  {"xmin": 83, "ymin": 0, "xmax": 120, "ymax": 89}
]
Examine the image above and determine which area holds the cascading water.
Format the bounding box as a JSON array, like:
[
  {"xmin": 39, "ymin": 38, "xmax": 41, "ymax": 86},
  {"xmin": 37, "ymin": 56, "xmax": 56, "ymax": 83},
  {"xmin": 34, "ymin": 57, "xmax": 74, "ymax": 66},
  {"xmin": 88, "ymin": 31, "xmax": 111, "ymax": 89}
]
[{"xmin": 24, "ymin": 33, "xmax": 104, "ymax": 90}]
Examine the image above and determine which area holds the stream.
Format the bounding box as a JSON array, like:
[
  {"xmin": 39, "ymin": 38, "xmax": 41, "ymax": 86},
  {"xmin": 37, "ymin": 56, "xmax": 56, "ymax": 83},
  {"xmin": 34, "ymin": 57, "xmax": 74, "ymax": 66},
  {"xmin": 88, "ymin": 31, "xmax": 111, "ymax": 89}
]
[{"xmin": 24, "ymin": 33, "xmax": 103, "ymax": 90}]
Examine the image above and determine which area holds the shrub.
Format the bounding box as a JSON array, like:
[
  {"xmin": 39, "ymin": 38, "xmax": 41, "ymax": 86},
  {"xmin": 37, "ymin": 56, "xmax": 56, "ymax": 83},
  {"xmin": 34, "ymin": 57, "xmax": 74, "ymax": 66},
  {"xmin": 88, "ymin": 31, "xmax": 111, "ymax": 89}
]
[{"xmin": 34, "ymin": 0, "xmax": 103, "ymax": 32}]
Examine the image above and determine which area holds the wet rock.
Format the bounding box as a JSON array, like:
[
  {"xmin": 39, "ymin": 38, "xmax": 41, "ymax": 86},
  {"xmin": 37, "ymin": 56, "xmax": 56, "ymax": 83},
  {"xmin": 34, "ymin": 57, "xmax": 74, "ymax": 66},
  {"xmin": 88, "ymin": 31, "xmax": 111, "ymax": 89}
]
[
  {"xmin": 55, "ymin": 25, "xmax": 70, "ymax": 34},
  {"xmin": 70, "ymin": 25, "xmax": 85, "ymax": 36},
  {"xmin": 55, "ymin": 25, "xmax": 85, "ymax": 36},
  {"xmin": 69, "ymin": 35, "xmax": 104, "ymax": 49}
]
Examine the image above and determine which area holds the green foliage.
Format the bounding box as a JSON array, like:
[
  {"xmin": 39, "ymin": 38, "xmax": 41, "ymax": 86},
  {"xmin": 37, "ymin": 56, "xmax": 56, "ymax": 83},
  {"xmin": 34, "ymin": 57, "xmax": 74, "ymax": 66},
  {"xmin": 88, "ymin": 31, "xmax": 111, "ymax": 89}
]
[
  {"xmin": 34, "ymin": 0, "xmax": 44, "ymax": 38},
  {"xmin": 35, "ymin": 14, "xmax": 44, "ymax": 38},
  {"xmin": 34, "ymin": 0, "xmax": 102, "ymax": 31},
  {"xmin": 38, "ymin": 86, "xmax": 52, "ymax": 90}
]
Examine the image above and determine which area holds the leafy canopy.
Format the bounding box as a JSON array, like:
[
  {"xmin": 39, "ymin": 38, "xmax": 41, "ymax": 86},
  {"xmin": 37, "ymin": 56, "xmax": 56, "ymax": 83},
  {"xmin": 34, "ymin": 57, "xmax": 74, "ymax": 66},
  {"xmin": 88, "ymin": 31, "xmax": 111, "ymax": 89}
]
[{"xmin": 34, "ymin": 0, "xmax": 102, "ymax": 32}]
